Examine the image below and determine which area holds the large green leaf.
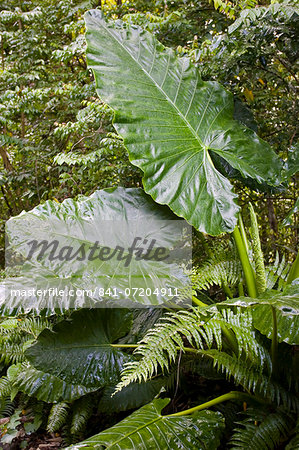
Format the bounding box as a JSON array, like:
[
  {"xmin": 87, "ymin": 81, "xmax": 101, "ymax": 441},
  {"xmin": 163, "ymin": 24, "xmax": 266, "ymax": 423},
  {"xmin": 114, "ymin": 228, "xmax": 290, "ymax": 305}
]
[
  {"xmin": 8, "ymin": 363, "xmax": 96, "ymax": 403},
  {"xmin": 213, "ymin": 284, "xmax": 299, "ymax": 315},
  {"xmin": 212, "ymin": 284, "xmax": 299, "ymax": 344},
  {"xmin": 252, "ymin": 305, "xmax": 299, "ymax": 345},
  {"xmin": 26, "ymin": 309, "xmax": 133, "ymax": 388},
  {"xmin": 67, "ymin": 398, "xmax": 224, "ymax": 449},
  {"xmin": 85, "ymin": 10, "xmax": 281, "ymax": 235},
  {"xmin": 0, "ymin": 187, "xmax": 190, "ymax": 313}
]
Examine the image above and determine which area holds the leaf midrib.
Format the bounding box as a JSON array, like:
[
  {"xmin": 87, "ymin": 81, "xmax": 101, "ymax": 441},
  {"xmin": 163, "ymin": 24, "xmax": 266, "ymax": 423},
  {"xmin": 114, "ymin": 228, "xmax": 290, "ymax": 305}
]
[
  {"xmin": 88, "ymin": 414, "xmax": 170, "ymax": 449},
  {"xmin": 97, "ymin": 18, "xmax": 206, "ymax": 151}
]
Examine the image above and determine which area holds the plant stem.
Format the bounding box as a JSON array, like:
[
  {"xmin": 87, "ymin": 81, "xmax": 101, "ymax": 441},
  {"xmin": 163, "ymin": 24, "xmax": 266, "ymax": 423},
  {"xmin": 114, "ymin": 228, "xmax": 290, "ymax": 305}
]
[
  {"xmin": 238, "ymin": 214, "xmax": 249, "ymax": 254},
  {"xmin": 221, "ymin": 323, "xmax": 238, "ymax": 355},
  {"xmin": 110, "ymin": 344, "xmax": 139, "ymax": 348},
  {"xmin": 222, "ymin": 283, "xmax": 233, "ymax": 299},
  {"xmin": 111, "ymin": 344, "xmax": 199, "ymax": 354},
  {"xmin": 271, "ymin": 306, "xmax": 277, "ymax": 374},
  {"xmin": 233, "ymin": 227, "xmax": 257, "ymax": 298},
  {"xmin": 238, "ymin": 282, "xmax": 244, "ymax": 297},
  {"xmin": 287, "ymin": 251, "xmax": 299, "ymax": 285},
  {"xmin": 169, "ymin": 391, "xmax": 254, "ymax": 416},
  {"xmin": 192, "ymin": 295, "xmax": 207, "ymax": 307},
  {"xmin": 196, "ymin": 231, "xmax": 213, "ymax": 258}
]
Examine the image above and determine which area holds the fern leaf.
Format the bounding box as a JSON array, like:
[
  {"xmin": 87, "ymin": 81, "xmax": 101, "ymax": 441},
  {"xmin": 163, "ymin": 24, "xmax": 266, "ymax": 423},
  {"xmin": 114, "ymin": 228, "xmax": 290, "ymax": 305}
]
[
  {"xmin": 116, "ymin": 309, "xmax": 270, "ymax": 393},
  {"xmin": 47, "ymin": 402, "xmax": 70, "ymax": 432},
  {"xmin": 202, "ymin": 350, "xmax": 298, "ymax": 411},
  {"xmin": 192, "ymin": 243, "xmax": 241, "ymax": 291},
  {"xmin": 249, "ymin": 203, "xmax": 267, "ymax": 294},
  {"xmin": 286, "ymin": 416, "xmax": 299, "ymax": 449},
  {"xmin": 265, "ymin": 252, "xmax": 290, "ymax": 290},
  {"xmin": 70, "ymin": 395, "xmax": 93, "ymax": 437},
  {"xmin": 230, "ymin": 407, "xmax": 295, "ymax": 449}
]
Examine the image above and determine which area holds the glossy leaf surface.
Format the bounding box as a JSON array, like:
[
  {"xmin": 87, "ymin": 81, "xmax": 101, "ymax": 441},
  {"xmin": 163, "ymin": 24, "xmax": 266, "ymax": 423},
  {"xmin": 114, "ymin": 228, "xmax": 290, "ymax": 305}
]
[
  {"xmin": 85, "ymin": 10, "xmax": 281, "ymax": 234},
  {"xmin": 67, "ymin": 398, "xmax": 224, "ymax": 449},
  {"xmin": 0, "ymin": 187, "xmax": 190, "ymax": 313},
  {"xmin": 26, "ymin": 309, "xmax": 133, "ymax": 388},
  {"xmin": 9, "ymin": 363, "xmax": 96, "ymax": 403},
  {"xmin": 213, "ymin": 284, "xmax": 299, "ymax": 344},
  {"xmin": 214, "ymin": 284, "xmax": 299, "ymax": 316},
  {"xmin": 252, "ymin": 305, "xmax": 299, "ymax": 345}
]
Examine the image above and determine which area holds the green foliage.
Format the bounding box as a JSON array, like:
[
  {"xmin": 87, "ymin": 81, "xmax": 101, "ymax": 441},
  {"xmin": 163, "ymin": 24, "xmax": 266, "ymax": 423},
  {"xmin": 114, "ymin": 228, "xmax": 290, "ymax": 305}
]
[
  {"xmin": 115, "ymin": 308, "xmax": 271, "ymax": 392},
  {"xmin": 47, "ymin": 401, "xmax": 70, "ymax": 433},
  {"xmin": 85, "ymin": 10, "xmax": 282, "ymax": 235},
  {"xmin": 265, "ymin": 252, "xmax": 289, "ymax": 291},
  {"xmin": 98, "ymin": 378, "xmax": 167, "ymax": 413},
  {"xmin": 0, "ymin": 316, "xmax": 51, "ymax": 364},
  {"xmin": 249, "ymin": 203, "xmax": 267, "ymax": 294},
  {"xmin": 10, "ymin": 362, "xmax": 96, "ymax": 403},
  {"xmin": 0, "ymin": 187, "xmax": 188, "ymax": 312},
  {"xmin": 192, "ymin": 242, "xmax": 241, "ymax": 292},
  {"xmin": 201, "ymin": 349, "xmax": 297, "ymax": 411},
  {"xmin": 0, "ymin": 0, "xmax": 297, "ymax": 447},
  {"xmin": 66, "ymin": 398, "xmax": 225, "ymax": 450},
  {"xmin": 70, "ymin": 395, "xmax": 94, "ymax": 438},
  {"xmin": 230, "ymin": 407, "xmax": 295, "ymax": 449},
  {"xmin": 0, "ymin": 0, "xmax": 140, "ymax": 265},
  {"xmin": 26, "ymin": 309, "xmax": 133, "ymax": 388}
]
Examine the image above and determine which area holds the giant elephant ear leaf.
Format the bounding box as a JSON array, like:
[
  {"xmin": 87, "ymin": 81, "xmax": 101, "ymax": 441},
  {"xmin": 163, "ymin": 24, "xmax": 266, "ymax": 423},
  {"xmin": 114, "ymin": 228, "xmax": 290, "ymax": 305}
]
[
  {"xmin": 26, "ymin": 309, "xmax": 133, "ymax": 388},
  {"xmin": 66, "ymin": 398, "xmax": 224, "ymax": 449},
  {"xmin": 8, "ymin": 363, "xmax": 97, "ymax": 403},
  {"xmin": 0, "ymin": 187, "xmax": 190, "ymax": 314},
  {"xmin": 85, "ymin": 10, "xmax": 282, "ymax": 235}
]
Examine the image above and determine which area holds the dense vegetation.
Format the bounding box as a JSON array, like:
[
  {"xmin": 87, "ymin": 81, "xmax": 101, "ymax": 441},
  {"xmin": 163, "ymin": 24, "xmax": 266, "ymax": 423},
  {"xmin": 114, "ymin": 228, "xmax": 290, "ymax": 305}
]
[{"xmin": 0, "ymin": 0, "xmax": 298, "ymax": 448}]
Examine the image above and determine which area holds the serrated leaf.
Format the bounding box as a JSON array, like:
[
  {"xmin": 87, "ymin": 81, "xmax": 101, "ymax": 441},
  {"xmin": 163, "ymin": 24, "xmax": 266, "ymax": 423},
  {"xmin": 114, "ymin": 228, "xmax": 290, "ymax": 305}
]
[
  {"xmin": 67, "ymin": 398, "xmax": 224, "ymax": 449},
  {"xmin": 26, "ymin": 309, "xmax": 133, "ymax": 388},
  {"xmin": 85, "ymin": 10, "xmax": 281, "ymax": 235}
]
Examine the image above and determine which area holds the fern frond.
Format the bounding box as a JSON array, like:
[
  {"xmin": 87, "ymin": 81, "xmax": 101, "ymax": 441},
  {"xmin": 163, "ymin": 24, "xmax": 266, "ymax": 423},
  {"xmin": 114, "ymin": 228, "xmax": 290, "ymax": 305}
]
[
  {"xmin": 249, "ymin": 203, "xmax": 267, "ymax": 294},
  {"xmin": 192, "ymin": 244, "xmax": 242, "ymax": 291},
  {"xmin": 265, "ymin": 252, "xmax": 290, "ymax": 290},
  {"xmin": 0, "ymin": 316, "xmax": 51, "ymax": 365},
  {"xmin": 219, "ymin": 310, "xmax": 271, "ymax": 370},
  {"xmin": 116, "ymin": 309, "xmax": 270, "ymax": 393},
  {"xmin": 70, "ymin": 395, "xmax": 93, "ymax": 437},
  {"xmin": 286, "ymin": 417, "xmax": 299, "ymax": 449},
  {"xmin": 230, "ymin": 407, "xmax": 295, "ymax": 449},
  {"xmin": 203, "ymin": 350, "xmax": 298, "ymax": 411},
  {"xmin": 0, "ymin": 376, "xmax": 11, "ymax": 398},
  {"xmin": 17, "ymin": 316, "xmax": 51, "ymax": 338},
  {"xmin": 0, "ymin": 318, "xmax": 20, "ymax": 330},
  {"xmin": 47, "ymin": 402, "xmax": 70, "ymax": 432},
  {"xmin": 0, "ymin": 396, "xmax": 14, "ymax": 417}
]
